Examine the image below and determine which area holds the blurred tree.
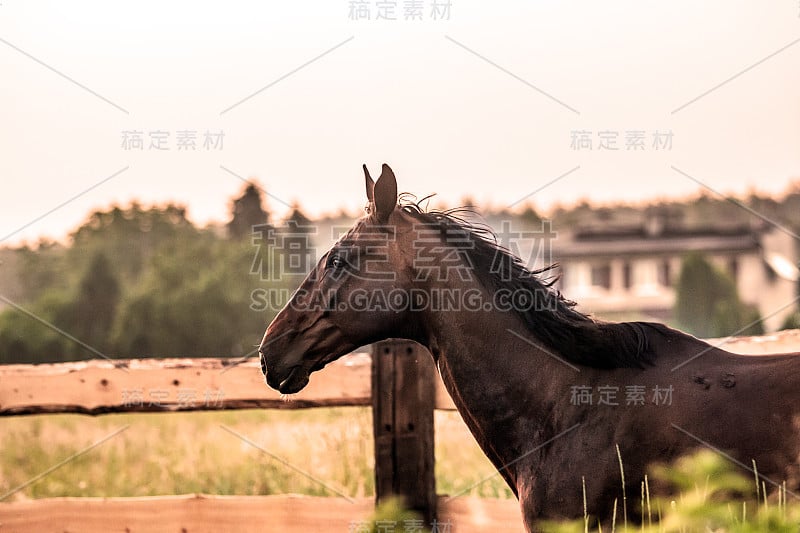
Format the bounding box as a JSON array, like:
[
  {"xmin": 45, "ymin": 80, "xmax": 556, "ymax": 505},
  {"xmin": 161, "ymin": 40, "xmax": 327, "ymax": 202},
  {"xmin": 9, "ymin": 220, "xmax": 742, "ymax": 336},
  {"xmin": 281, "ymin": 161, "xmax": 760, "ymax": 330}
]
[
  {"xmin": 519, "ymin": 203, "xmax": 542, "ymax": 225},
  {"xmin": 782, "ymin": 312, "xmax": 800, "ymax": 330},
  {"xmin": 0, "ymin": 289, "xmax": 71, "ymax": 363},
  {"xmin": 67, "ymin": 252, "xmax": 120, "ymax": 354},
  {"xmin": 0, "ymin": 254, "xmax": 121, "ymax": 363},
  {"xmin": 110, "ymin": 234, "xmax": 285, "ymax": 357},
  {"xmin": 113, "ymin": 236, "xmax": 222, "ymax": 356},
  {"xmin": 674, "ymin": 252, "xmax": 763, "ymax": 338},
  {"xmin": 228, "ymin": 183, "xmax": 269, "ymax": 240},
  {"xmin": 16, "ymin": 240, "xmax": 67, "ymax": 304},
  {"xmin": 68, "ymin": 203, "xmax": 197, "ymax": 284},
  {"xmin": 282, "ymin": 205, "xmax": 314, "ymax": 276},
  {"xmin": 0, "ymin": 204, "xmax": 203, "ymax": 363},
  {"xmin": 0, "ymin": 193, "xmax": 293, "ymax": 363},
  {"xmin": 285, "ymin": 204, "xmax": 312, "ymax": 229}
]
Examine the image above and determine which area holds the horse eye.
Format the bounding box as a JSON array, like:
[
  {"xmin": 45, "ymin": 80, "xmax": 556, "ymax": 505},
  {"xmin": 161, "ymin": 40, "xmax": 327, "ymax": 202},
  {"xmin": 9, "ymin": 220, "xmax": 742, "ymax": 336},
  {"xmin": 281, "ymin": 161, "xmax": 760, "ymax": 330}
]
[{"xmin": 328, "ymin": 255, "xmax": 345, "ymax": 269}]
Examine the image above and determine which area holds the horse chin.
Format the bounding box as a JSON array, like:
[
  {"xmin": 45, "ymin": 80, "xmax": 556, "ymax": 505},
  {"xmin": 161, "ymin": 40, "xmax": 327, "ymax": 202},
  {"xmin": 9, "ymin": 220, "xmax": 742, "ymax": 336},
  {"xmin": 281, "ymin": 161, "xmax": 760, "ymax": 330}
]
[
  {"xmin": 271, "ymin": 346, "xmax": 354, "ymax": 394},
  {"xmin": 277, "ymin": 367, "xmax": 310, "ymax": 394}
]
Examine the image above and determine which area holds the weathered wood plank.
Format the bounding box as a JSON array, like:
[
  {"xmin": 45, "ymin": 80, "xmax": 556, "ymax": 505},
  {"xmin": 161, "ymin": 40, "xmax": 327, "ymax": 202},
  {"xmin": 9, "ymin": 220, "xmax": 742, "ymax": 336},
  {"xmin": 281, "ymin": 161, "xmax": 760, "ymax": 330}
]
[
  {"xmin": 0, "ymin": 352, "xmax": 458, "ymax": 415},
  {"xmin": 0, "ymin": 494, "xmax": 372, "ymax": 533},
  {"xmin": 0, "ymin": 494, "xmax": 525, "ymax": 533},
  {"xmin": 0, "ymin": 354, "xmax": 373, "ymax": 415}
]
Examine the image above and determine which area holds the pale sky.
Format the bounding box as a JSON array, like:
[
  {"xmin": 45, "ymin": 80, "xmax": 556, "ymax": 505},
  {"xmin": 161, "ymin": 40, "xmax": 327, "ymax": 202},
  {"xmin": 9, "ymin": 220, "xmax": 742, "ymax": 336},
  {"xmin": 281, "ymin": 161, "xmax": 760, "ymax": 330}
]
[{"xmin": 1, "ymin": 1, "xmax": 799, "ymax": 245}]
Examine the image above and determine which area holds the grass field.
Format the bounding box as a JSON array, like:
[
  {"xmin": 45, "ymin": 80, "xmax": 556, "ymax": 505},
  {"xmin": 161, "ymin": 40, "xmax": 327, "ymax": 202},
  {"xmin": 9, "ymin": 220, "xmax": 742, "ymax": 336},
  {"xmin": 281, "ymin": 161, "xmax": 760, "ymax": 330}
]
[
  {"xmin": 0, "ymin": 408, "xmax": 514, "ymax": 501},
  {"xmin": 6, "ymin": 410, "xmax": 800, "ymax": 531}
]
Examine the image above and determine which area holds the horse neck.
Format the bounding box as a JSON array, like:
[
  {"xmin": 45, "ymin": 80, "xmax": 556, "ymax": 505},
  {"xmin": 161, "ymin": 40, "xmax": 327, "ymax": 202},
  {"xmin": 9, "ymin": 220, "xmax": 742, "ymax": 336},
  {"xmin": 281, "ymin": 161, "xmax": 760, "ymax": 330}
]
[{"xmin": 416, "ymin": 279, "xmax": 577, "ymax": 482}]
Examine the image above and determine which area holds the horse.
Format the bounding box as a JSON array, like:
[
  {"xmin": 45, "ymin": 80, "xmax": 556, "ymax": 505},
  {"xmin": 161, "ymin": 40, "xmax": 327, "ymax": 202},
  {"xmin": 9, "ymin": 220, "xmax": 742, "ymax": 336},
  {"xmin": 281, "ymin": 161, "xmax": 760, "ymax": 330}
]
[{"xmin": 258, "ymin": 163, "xmax": 800, "ymax": 531}]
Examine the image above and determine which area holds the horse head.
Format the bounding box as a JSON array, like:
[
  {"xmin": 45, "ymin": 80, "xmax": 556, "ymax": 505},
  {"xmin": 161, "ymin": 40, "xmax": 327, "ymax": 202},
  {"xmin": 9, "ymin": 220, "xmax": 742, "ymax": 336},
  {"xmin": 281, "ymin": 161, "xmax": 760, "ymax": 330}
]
[{"xmin": 259, "ymin": 164, "xmax": 423, "ymax": 393}]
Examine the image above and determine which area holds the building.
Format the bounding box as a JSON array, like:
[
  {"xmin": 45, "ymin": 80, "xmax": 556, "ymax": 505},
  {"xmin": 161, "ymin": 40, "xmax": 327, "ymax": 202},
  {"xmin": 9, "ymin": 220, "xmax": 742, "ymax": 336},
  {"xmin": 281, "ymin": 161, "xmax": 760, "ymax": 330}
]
[{"xmin": 554, "ymin": 216, "xmax": 799, "ymax": 331}]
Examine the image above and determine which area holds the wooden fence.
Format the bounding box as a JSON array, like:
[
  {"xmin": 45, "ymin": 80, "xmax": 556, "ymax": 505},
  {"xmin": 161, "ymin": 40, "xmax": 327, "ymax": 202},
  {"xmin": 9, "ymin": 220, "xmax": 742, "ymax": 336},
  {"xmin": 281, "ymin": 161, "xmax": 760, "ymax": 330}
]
[
  {"xmin": 0, "ymin": 340, "xmax": 524, "ymax": 532},
  {"xmin": 5, "ymin": 332, "xmax": 796, "ymax": 532}
]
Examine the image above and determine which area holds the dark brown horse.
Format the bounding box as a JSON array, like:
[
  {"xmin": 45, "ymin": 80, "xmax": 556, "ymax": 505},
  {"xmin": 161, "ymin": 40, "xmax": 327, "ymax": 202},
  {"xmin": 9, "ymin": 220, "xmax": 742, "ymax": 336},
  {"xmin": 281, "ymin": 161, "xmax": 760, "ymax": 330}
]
[{"xmin": 259, "ymin": 164, "xmax": 800, "ymax": 531}]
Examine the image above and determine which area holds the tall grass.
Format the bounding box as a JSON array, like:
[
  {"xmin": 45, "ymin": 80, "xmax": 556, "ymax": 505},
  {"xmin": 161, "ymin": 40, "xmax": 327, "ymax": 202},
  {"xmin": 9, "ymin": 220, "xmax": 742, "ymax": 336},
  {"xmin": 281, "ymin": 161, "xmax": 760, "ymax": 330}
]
[
  {"xmin": 544, "ymin": 449, "xmax": 800, "ymax": 532},
  {"xmin": 0, "ymin": 409, "xmax": 511, "ymax": 501}
]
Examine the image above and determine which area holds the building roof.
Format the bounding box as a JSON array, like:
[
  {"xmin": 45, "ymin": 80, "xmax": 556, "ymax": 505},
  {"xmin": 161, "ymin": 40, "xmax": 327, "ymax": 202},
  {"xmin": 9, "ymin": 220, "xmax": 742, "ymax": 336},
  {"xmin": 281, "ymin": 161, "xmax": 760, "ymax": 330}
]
[{"xmin": 555, "ymin": 224, "xmax": 762, "ymax": 259}]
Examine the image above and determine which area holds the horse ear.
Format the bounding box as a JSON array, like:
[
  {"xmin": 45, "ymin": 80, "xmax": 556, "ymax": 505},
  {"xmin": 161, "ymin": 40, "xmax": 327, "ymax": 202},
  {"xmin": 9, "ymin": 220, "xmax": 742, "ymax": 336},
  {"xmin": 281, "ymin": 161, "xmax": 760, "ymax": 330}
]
[
  {"xmin": 374, "ymin": 163, "xmax": 397, "ymax": 222},
  {"xmin": 363, "ymin": 164, "xmax": 375, "ymax": 202}
]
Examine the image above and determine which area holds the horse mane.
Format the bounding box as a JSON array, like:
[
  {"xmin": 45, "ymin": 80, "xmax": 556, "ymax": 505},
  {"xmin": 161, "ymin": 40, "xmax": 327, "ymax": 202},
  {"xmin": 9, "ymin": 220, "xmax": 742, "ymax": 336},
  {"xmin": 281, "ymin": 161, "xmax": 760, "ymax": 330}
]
[{"xmin": 398, "ymin": 197, "xmax": 658, "ymax": 369}]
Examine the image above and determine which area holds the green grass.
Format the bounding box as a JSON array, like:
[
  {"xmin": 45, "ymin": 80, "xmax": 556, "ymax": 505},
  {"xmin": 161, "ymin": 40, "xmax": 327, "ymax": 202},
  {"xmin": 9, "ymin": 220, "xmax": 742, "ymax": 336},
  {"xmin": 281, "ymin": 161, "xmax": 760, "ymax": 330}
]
[
  {"xmin": 0, "ymin": 408, "xmax": 511, "ymax": 501},
  {"xmin": 543, "ymin": 450, "xmax": 800, "ymax": 533}
]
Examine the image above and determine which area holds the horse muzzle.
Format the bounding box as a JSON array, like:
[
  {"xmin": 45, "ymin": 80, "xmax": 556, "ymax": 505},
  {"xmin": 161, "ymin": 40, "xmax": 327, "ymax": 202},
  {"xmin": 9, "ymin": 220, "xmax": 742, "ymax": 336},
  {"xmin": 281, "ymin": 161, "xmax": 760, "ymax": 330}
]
[{"xmin": 260, "ymin": 347, "xmax": 311, "ymax": 394}]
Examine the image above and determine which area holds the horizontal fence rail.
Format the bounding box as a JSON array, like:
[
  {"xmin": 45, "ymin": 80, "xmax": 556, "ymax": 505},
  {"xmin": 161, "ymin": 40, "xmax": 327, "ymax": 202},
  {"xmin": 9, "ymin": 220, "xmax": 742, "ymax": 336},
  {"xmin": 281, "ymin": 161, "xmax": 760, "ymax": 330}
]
[
  {"xmin": 0, "ymin": 494, "xmax": 524, "ymax": 533},
  {"xmin": 0, "ymin": 350, "xmax": 456, "ymax": 416}
]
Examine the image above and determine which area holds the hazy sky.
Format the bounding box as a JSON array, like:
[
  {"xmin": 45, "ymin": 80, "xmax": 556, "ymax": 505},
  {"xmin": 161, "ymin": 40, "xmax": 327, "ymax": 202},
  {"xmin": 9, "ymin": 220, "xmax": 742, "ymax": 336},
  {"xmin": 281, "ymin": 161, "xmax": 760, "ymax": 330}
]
[{"xmin": 1, "ymin": 1, "xmax": 799, "ymax": 245}]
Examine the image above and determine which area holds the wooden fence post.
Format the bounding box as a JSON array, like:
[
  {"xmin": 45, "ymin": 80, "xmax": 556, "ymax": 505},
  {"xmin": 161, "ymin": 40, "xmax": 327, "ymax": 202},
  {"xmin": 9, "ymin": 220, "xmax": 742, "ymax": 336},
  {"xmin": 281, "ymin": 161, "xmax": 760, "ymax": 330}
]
[{"xmin": 372, "ymin": 339, "xmax": 437, "ymax": 524}]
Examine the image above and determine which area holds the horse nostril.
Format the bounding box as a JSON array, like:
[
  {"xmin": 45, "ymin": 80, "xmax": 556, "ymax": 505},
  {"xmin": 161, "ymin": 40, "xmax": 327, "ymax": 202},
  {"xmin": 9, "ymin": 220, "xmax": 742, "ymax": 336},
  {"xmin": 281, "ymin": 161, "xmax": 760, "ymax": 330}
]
[{"xmin": 260, "ymin": 353, "xmax": 267, "ymax": 375}]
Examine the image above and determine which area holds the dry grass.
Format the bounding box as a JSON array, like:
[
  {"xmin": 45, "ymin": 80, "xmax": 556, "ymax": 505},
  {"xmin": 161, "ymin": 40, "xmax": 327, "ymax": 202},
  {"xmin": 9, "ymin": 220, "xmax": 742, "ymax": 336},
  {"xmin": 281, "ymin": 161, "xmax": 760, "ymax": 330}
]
[{"xmin": 0, "ymin": 408, "xmax": 512, "ymax": 501}]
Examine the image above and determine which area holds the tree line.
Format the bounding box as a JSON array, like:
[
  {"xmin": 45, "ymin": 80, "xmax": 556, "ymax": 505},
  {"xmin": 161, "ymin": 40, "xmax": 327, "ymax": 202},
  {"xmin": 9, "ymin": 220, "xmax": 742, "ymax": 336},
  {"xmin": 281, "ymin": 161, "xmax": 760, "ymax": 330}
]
[{"xmin": 0, "ymin": 184, "xmax": 308, "ymax": 364}]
